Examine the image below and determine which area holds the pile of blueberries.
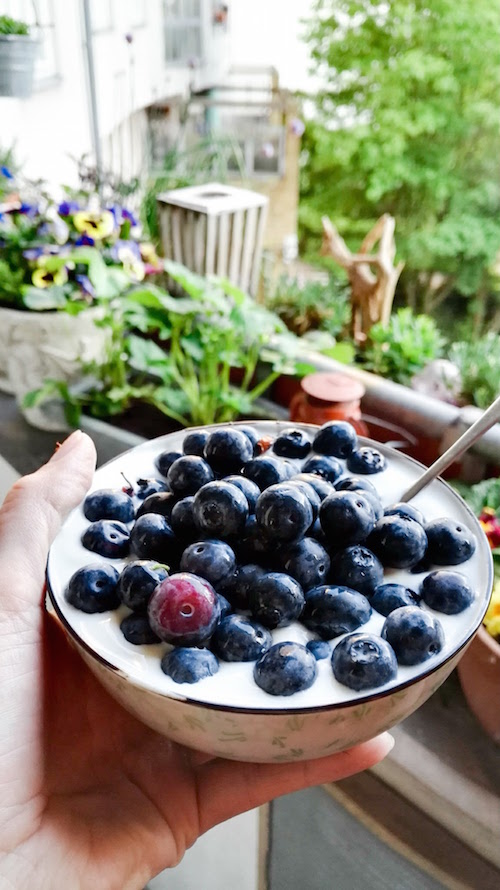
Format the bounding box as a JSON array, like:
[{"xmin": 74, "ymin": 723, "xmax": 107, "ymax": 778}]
[{"xmin": 66, "ymin": 421, "xmax": 477, "ymax": 697}]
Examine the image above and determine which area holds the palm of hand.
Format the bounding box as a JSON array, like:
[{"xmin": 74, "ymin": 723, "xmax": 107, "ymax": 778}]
[{"xmin": 20, "ymin": 616, "xmax": 202, "ymax": 890}]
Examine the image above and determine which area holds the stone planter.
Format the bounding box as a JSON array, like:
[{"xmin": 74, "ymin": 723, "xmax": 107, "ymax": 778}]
[
  {"xmin": 0, "ymin": 305, "xmax": 109, "ymax": 430},
  {"xmin": 457, "ymin": 627, "xmax": 500, "ymax": 744}
]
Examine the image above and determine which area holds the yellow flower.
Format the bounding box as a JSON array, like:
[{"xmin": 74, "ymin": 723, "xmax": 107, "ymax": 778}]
[
  {"xmin": 73, "ymin": 209, "xmax": 115, "ymax": 240},
  {"xmin": 140, "ymin": 242, "xmax": 161, "ymax": 266},
  {"xmin": 32, "ymin": 263, "xmax": 68, "ymax": 288},
  {"xmin": 484, "ymin": 578, "xmax": 500, "ymax": 639},
  {"xmin": 124, "ymin": 260, "xmax": 146, "ymax": 282}
]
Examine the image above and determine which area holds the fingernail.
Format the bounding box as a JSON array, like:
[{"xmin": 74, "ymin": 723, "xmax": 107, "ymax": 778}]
[
  {"xmin": 382, "ymin": 732, "xmax": 395, "ymax": 754},
  {"xmin": 51, "ymin": 430, "xmax": 83, "ymax": 460}
]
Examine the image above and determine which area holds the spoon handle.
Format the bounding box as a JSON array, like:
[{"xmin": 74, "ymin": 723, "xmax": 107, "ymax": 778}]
[{"xmin": 400, "ymin": 394, "xmax": 500, "ymax": 502}]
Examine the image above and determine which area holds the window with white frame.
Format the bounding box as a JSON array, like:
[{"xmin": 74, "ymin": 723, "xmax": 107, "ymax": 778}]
[
  {"xmin": 1, "ymin": 0, "xmax": 59, "ymax": 84},
  {"xmin": 163, "ymin": 0, "xmax": 203, "ymax": 65}
]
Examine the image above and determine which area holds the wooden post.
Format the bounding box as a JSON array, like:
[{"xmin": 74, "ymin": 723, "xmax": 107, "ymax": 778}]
[{"xmin": 321, "ymin": 214, "xmax": 405, "ymax": 343}]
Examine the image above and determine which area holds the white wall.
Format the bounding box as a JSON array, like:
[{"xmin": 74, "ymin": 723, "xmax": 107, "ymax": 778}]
[
  {"xmin": 228, "ymin": 0, "xmax": 316, "ymax": 92},
  {"xmin": 0, "ymin": 0, "xmax": 230, "ymax": 190}
]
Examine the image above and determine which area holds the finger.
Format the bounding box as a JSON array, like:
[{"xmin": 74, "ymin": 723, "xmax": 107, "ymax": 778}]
[
  {"xmin": 196, "ymin": 733, "xmax": 395, "ymax": 834},
  {"xmin": 0, "ymin": 430, "xmax": 96, "ymax": 609}
]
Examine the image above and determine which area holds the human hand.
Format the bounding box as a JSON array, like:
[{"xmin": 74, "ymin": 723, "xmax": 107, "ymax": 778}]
[{"xmin": 0, "ymin": 431, "xmax": 394, "ymax": 890}]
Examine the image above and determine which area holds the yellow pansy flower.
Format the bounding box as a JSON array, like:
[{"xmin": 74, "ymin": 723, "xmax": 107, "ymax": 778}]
[{"xmin": 73, "ymin": 209, "xmax": 115, "ymax": 240}]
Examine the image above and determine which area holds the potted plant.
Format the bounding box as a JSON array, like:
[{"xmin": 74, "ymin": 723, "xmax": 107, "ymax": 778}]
[
  {"xmin": 26, "ymin": 260, "xmax": 312, "ymax": 433},
  {"xmin": 0, "ymin": 169, "xmax": 163, "ymax": 428},
  {"xmin": 0, "ymin": 14, "xmax": 38, "ymax": 99},
  {"xmin": 454, "ymin": 478, "xmax": 500, "ymax": 743}
]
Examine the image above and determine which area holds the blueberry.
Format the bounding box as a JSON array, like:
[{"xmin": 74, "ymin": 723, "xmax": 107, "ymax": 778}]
[
  {"xmin": 255, "ymin": 483, "xmax": 313, "ymax": 543},
  {"xmin": 347, "ymin": 447, "xmax": 386, "ymax": 475},
  {"xmin": 217, "ymin": 593, "xmax": 233, "ymax": 619},
  {"xmin": 66, "ymin": 563, "xmax": 120, "ymax": 613},
  {"xmin": 285, "ymin": 480, "xmax": 322, "ymax": 521},
  {"xmin": 82, "ymin": 520, "xmax": 130, "ymax": 558},
  {"xmin": 381, "ymin": 606, "xmax": 445, "ymax": 665},
  {"xmin": 183, "ymin": 429, "xmax": 210, "ymax": 456},
  {"xmin": 332, "ymin": 633, "xmax": 397, "ymax": 691},
  {"xmin": 118, "ymin": 560, "xmax": 169, "ymax": 611},
  {"xmin": 135, "ymin": 478, "xmax": 170, "ymax": 500},
  {"xmin": 384, "ymin": 502, "xmax": 425, "ymax": 525},
  {"xmin": 319, "ymin": 491, "xmax": 375, "ymax": 547},
  {"xmin": 292, "ymin": 472, "xmax": 334, "ymax": 501},
  {"xmin": 223, "ymin": 475, "xmax": 261, "ymax": 512},
  {"xmin": 273, "ymin": 427, "xmax": 312, "ymax": 459},
  {"xmin": 302, "ymin": 585, "xmax": 372, "ymax": 639},
  {"xmin": 129, "ymin": 514, "xmax": 178, "ymax": 562},
  {"xmin": 180, "ymin": 539, "xmax": 236, "ymax": 586},
  {"xmin": 161, "ymin": 647, "xmax": 219, "ymax": 684},
  {"xmin": 136, "ymin": 491, "xmax": 177, "ymax": 520},
  {"xmin": 249, "ymin": 572, "xmax": 305, "ymax": 628},
  {"xmin": 238, "ymin": 425, "xmax": 260, "ymax": 455},
  {"xmin": 218, "ymin": 563, "xmax": 265, "ymax": 609},
  {"xmin": 367, "ymin": 515, "xmax": 428, "ymax": 569},
  {"xmin": 371, "ymin": 583, "xmax": 421, "ymax": 616},
  {"xmin": 306, "ymin": 639, "xmax": 331, "ymax": 660},
  {"xmin": 242, "ymin": 455, "xmax": 294, "ymax": 490},
  {"xmin": 329, "ymin": 545, "xmax": 384, "ymax": 598},
  {"xmin": 425, "ymin": 518, "xmax": 476, "ymax": 565},
  {"xmin": 302, "ymin": 454, "xmax": 343, "ymax": 483},
  {"xmin": 148, "ymin": 573, "xmax": 220, "ymax": 646},
  {"xmin": 120, "ymin": 613, "xmax": 161, "ymax": 645},
  {"xmin": 235, "ymin": 515, "xmax": 274, "ymax": 565},
  {"xmin": 335, "ymin": 476, "xmax": 378, "ymax": 495},
  {"xmin": 280, "ymin": 537, "xmax": 330, "ymax": 591},
  {"xmin": 203, "ymin": 428, "xmax": 253, "ymax": 474},
  {"xmin": 193, "ymin": 481, "xmax": 249, "ymax": 537},
  {"xmin": 313, "ymin": 421, "xmax": 358, "ymax": 458},
  {"xmin": 156, "ymin": 450, "xmax": 183, "ymax": 477},
  {"xmin": 254, "ymin": 641, "xmax": 318, "ymax": 696},
  {"xmin": 211, "ymin": 614, "xmax": 272, "ymax": 661},
  {"xmin": 167, "ymin": 455, "xmax": 214, "ymax": 496},
  {"xmin": 335, "ymin": 479, "xmax": 383, "ymax": 520},
  {"xmin": 170, "ymin": 496, "xmax": 197, "ymax": 540},
  {"xmin": 83, "ymin": 488, "xmax": 135, "ymax": 523},
  {"xmin": 420, "ymin": 570, "xmax": 475, "ymax": 614}
]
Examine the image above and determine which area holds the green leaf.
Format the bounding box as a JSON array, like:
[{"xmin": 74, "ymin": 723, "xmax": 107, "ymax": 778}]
[{"xmin": 21, "ymin": 286, "xmax": 68, "ymax": 310}]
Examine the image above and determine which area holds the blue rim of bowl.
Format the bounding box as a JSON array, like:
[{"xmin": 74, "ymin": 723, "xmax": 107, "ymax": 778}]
[{"xmin": 46, "ymin": 422, "xmax": 495, "ymax": 716}]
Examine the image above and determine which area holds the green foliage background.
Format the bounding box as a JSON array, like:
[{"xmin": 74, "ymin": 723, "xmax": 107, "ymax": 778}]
[{"xmin": 300, "ymin": 0, "xmax": 500, "ymax": 328}]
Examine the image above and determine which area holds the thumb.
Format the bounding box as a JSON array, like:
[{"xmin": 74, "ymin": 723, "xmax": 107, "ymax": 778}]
[{"xmin": 0, "ymin": 430, "xmax": 96, "ymax": 609}]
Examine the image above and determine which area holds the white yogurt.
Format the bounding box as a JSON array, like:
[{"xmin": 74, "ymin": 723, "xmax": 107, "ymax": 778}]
[{"xmin": 47, "ymin": 422, "xmax": 494, "ymax": 711}]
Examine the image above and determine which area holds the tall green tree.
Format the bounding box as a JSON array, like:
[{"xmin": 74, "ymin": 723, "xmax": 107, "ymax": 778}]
[{"xmin": 301, "ymin": 0, "xmax": 500, "ymax": 328}]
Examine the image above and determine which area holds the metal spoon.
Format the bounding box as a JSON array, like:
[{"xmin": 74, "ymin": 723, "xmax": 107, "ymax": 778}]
[{"xmin": 400, "ymin": 393, "xmax": 500, "ymax": 502}]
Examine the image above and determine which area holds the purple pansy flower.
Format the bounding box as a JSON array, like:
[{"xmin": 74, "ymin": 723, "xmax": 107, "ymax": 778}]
[
  {"xmin": 58, "ymin": 200, "xmax": 80, "ymax": 217},
  {"xmin": 75, "ymin": 233, "xmax": 95, "ymax": 247},
  {"xmin": 76, "ymin": 274, "xmax": 95, "ymax": 297},
  {"xmin": 110, "ymin": 239, "xmax": 142, "ymax": 263}
]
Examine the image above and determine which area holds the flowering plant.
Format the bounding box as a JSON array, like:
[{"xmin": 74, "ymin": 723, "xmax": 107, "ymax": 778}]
[
  {"xmin": 454, "ymin": 477, "xmax": 500, "ymax": 642},
  {"xmin": 0, "ymin": 169, "xmax": 162, "ymax": 312}
]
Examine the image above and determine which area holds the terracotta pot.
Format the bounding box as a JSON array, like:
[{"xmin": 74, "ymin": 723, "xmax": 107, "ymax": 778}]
[
  {"xmin": 289, "ymin": 372, "xmax": 369, "ymax": 435},
  {"xmin": 457, "ymin": 626, "xmax": 500, "ymax": 744}
]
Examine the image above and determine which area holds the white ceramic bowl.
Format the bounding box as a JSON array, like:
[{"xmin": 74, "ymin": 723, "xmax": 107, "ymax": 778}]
[{"xmin": 47, "ymin": 422, "xmax": 493, "ymax": 762}]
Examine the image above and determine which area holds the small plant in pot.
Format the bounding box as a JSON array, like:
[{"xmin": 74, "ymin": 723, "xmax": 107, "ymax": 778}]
[
  {"xmin": 0, "ymin": 170, "xmax": 163, "ymax": 428},
  {"xmin": 0, "ymin": 15, "xmax": 38, "ymax": 99}
]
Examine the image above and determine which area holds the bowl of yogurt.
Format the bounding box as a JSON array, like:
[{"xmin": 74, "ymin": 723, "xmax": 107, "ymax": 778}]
[{"xmin": 46, "ymin": 421, "xmax": 493, "ymax": 762}]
